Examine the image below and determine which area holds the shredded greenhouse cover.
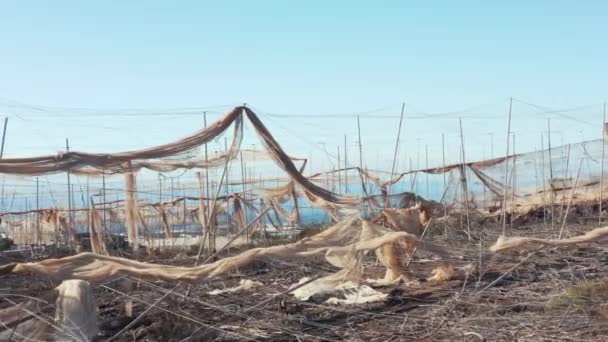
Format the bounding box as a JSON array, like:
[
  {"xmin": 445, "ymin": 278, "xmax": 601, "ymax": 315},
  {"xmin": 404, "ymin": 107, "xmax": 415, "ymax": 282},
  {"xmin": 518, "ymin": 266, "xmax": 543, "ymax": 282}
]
[
  {"xmin": 490, "ymin": 226, "xmax": 608, "ymax": 252},
  {"xmin": 0, "ymin": 106, "xmax": 358, "ymax": 205},
  {"xmin": 1, "ymin": 216, "xmax": 450, "ymax": 288},
  {"xmin": 0, "ymin": 107, "xmax": 244, "ymax": 175},
  {"xmin": 0, "ymin": 105, "xmax": 604, "ymax": 218}
]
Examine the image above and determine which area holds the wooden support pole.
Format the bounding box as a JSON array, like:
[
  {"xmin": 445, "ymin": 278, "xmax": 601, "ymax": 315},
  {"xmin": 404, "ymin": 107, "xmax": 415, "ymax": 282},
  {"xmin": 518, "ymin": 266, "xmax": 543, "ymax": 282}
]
[
  {"xmin": 344, "ymin": 134, "xmax": 349, "ymax": 194},
  {"xmin": 442, "ymin": 133, "xmax": 447, "ymax": 232},
  {"xmin": 559, "ymin": 158, "xmax": 584, "ymax": 239},
  {"xmin": 409, "ymin": 157, "xmax": 414, "ymax": 191},
  {"xmin": 385, "ymin": 102, "xmax": 406, "ymax": 208},
  {"xmin": 86, "ymin": 175, "xmax": 91, "ymax": 249},
  {"xmin": 540, "ymin": 133, "xmax": 547, "ymax": 227},
  {"xmin": 240, "ymin": 152, "xmax": 250, "ymax": 243},
  {"xmin": 601, "ymin": 102, "xmax": 606, "ymax": 225},
  {"xmin": 0, "ymin": 117, "xmax": 8, "ymax": 158},
  {"xmin": 357, "ymin": 115, "xmax": 369, "ymax": 217},
  {"xmin": 489, "ymin": 132, "xmax": 494, "ymax": 158},
  {"xmin": 548, "ymin": 117, "xmax": 555, "ymax": 231},
  {"xmin": 425, "ymin": 144, "xmax": 429, "ymax": 199},
  {"xmin": 533, "ymin": 147, "xmax": 539, "ymax": 195},
  {"xmin": 459, "ymin": 118, "xmax": 471, "ymax": 240},
  {"xmin": 201, "ymin": 207, "xmax": 271, "ymax": 265},
  {"xmin": 561, "ymin": 144, "xmax": 571, "ymax": 220},
  {"xmin": 36, "ymin": 177, "xmax": 40, "ymax": 244},
  {"xmin": 102, "ymin": 172, "xmax": 107, "ymax": 229},
  {"xmin": 124, "ymin": 169, "xmax": 139, "ymax": 252},
  {"xmin": 415, "ymin": 138, "xmax": 421, "ymax": 194},
  {"xmin": 291, "ymin": 187, "xmax": 300, "ymax": 227},
  {"xmin": 203, "ymin": 112, "xmax": 210, "ymax": 225},
  {"xmin": 66, "ymin": 138, "xmax": 74, "ymax": 251},
  {"xmin": 194, "ymin": 123, "xmax": 234, "ymax": 266},
  {"xmin": 502, "ymin": 98, "xmax": 512, "ymax": 236},
  {"xmin": 337, "ymin": 146, "xmax": 342, "ymax": 194},
  {"xmin": 0, "ymin": 116, "xmax": 7, "ymax": 212},
  {"xmin": 511, "ymin": 133, "xmax": 516, "ymax": 230}
]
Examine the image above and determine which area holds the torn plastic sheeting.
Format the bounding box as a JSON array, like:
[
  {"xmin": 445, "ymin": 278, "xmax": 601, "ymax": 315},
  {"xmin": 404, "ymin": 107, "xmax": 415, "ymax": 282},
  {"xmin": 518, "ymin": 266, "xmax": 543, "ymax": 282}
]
[
  {"xmin": 325, "ymin": 282, "xmax": 388, "ymax": 305},
  {"xmin": 489, "ymin": 225, "xmax": 608, "ymax": 253},
  {"xmin": 2, "ymin": 217, "xmax": 428, "ymax": 286}
]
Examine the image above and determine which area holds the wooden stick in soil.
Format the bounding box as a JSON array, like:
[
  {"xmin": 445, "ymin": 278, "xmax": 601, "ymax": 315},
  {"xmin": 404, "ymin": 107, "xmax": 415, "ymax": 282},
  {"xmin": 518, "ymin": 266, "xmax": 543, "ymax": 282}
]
[
  {"xmin": 476, "ymin": 248, "xmax": 541, "ymax": 296},
  {"xmin": 558, "ymin": 158, "xmax": 584, "ymax": 239},
  {"xmin": 344, "ymin": 134, "xmax": 349, "ymax": 194},
  {"xmin": 385, "ymin": 102, "xmax": 406, "ymax": 208},
  {"xmin": 203, "ymin": 111, "xmax": 210, "ymax": 218},
  {"xmin": 548, "ymin": 117, "xmax": 555, "ymax": 231},
  {"xmin": 240, "ymin": 152, "xmax": 248, "ymax": 244},
  {"xmin": 511, "ymin": 133, "xmax": 516, "ymax": 230},
  {"xmin": 442, "ymin": 133, "xmax": 447, "ymax": 234},
  {"xmin": 405, "ymin": 218, "xmax": 433, "ymax": 267},
  {"xmin": 459, "ymin": 118, "xmax": 472, "ymax": 240},
  {"xmin": 106, "ymin": 283, "xmax": 185, "ymax": 342},
  {"xmin": 66, "ymin": 138, "xmax": 74, "ymax": 252},
  {"xmin": 0, "ymin": 117, "xmax": 8, "ymax": 159},
  {"xmin": 502, "ymin": 97, "xmax": 512, "ymax": 236},
  {"xmin": 188, "ymin": 171, "xmax": 265, "ymax": 298},
  {"xmin": 202, "ymin": 206, "xmax": 271, "ymax": 264},
  {"xmin": 560, "ymin": 144, "xmax": 571, "ymax": 221},
  {"xmin": 223, "ymin": 138, "xmax": 232, "ymax": 244},
  {"xmin": 194, "ymin": 136, "xmax": 232, "ymax": 266},
  {"xmin": 357, "ymin": 115, "xmax": 370, "ymax": 217},
  {"xmin": 600, "ymin": 101, "xmax": 606, "ymax": 225},
  {"xmin": 425, "ymin": 144, "xmax": 429, "ymax": 199},
  {"xmin": 540, "ymin": 133, "xmax": 547, "ymax": 227},
  {"xmin": 337, "ymin": 146, "xmax": 342, "ymax": 194},
  {"xmin": 36, "ymin": 176, "xmax": 40, "ymax": 245},
  {"xmin": 533, "ymin": 147, "xmax": 539, "ymax": 200},
  {"xmin": 194, "ymin": 172, "xmax": 207, "ymax": 254}
]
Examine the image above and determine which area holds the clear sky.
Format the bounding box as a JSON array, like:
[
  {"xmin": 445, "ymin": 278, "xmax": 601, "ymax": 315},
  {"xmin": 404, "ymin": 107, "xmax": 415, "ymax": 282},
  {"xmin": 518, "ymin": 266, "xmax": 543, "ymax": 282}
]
[{"xmin": 0, "ymin": 1, "xmax": 607, "ymax": 174}]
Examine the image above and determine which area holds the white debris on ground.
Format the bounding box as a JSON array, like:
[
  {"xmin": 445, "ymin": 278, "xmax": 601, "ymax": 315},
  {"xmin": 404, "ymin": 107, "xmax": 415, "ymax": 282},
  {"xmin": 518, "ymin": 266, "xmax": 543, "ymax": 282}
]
[
  {"xmin": 291, "ymin": 278, "xmax": 388, "ymax": 305},
  {"xmin": 208, "ymin": 279, "xmax": 264, "ymax": 295},
  {"xmin": 325, "ymin": 281, "xmax": 388, "ymax": 305}
]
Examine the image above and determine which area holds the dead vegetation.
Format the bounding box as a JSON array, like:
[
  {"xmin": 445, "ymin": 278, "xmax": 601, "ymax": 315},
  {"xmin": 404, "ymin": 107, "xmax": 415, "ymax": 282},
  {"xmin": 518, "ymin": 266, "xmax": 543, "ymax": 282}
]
[{"xmin": 3, "ymin": 212, "xmax": 608, "ymax": 341}]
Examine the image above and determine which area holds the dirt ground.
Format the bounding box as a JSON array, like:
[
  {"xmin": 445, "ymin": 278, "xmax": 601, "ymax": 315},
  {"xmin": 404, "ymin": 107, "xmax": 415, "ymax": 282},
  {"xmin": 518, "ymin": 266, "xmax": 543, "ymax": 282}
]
[{"xmin": 2, "ymin": 218, "xmax": 608, "ymax": 341}]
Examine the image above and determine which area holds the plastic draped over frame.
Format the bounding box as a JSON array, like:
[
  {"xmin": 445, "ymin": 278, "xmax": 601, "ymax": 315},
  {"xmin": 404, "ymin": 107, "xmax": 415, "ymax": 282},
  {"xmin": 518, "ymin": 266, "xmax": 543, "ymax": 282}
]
[
  {"xmin": 0, "ymin": 106, "xmax": 360, "ymax": 205},
  {"xmin": 0, "ymin": 107, "xmax": 245, "ymax": 175},
  {"xmin": 0, "ymin": 105, "xmax": 600, "ymax": 210}
]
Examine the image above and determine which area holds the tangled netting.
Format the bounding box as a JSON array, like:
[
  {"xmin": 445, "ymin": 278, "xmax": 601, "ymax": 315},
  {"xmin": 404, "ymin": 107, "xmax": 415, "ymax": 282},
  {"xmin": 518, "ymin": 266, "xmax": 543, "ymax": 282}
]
[{"xmin": 0, "ymin": 105, "xmax": 604, "ymax": 215}]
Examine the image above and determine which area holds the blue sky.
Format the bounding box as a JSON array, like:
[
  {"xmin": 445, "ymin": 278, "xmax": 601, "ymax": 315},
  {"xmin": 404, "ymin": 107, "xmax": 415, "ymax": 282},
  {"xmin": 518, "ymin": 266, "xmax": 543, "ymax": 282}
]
[{"xmin": 0, "ymin": 1, "xmax": 607, "ymax": 175}]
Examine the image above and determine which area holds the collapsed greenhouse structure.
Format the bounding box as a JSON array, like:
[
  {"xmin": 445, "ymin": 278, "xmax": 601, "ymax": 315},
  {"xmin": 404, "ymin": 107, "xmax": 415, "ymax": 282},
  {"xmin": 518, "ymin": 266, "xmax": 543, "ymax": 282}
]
[{"xmin": 2, "ymin": 105, "xmax": 608, "ymax": 341}]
